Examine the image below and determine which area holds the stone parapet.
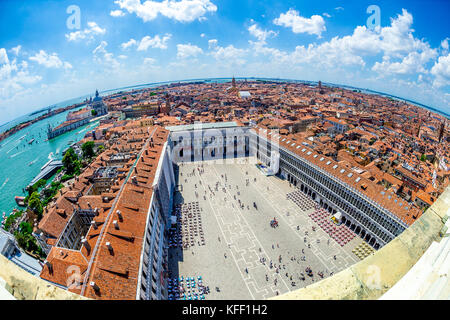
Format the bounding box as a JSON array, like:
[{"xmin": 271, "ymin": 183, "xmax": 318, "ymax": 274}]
[{"xmin": 0, "ymin": 254, "xmax": 88, "ymax": 300}]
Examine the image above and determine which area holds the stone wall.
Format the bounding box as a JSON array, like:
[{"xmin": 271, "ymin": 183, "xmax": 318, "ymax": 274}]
[{"xmin": 272, "ymin": 186, "xmax": 449, "ymax": 300}]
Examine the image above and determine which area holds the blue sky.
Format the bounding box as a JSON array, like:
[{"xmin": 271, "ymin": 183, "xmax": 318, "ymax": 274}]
[{"xmin": 0, "ymin": 0, "xmax": 449, "ymax": 124}]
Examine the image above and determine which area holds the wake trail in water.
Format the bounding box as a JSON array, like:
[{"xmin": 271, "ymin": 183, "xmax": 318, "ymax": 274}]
[
  {"xmin": 0, "ymin": 178, "xmax": 9, "ymax": 190},
  {"xmin": 9, "ymin": 150, "xmax": 27, "ymax": 158}
]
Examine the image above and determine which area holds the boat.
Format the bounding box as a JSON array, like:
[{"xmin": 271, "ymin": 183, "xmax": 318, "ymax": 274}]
[
  {"xmin": 15, "ymin": 196, "xmax": 26, "ymax": 207},
  {"xmin": 28, "ymin": 138, "xmax": 35, "ymax": 144},
  {"xmin": 41, "ymin": 159, "xmax": 53, "ymax": 171}
]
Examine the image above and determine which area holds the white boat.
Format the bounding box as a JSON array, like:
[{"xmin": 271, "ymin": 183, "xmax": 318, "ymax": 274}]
[{"xmin": 41, "ymin": 159, "xmax": 53, "ymax": 171}]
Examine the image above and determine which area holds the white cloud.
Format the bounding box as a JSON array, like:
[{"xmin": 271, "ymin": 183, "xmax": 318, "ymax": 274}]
[
  {"xmin": 110, "ymin": 9, "xmax": 125, "ymax": 17},
  {"xmin": 143, "ymin": 57, "xmax": 156, "ymax": 65},
  {"xmin": 372, "ymin": 48, "xmax": 437, "ymax": 75},
  {"xmin": 274, "ymin": 9, "xmax": 326, "ymax": 37},
  {"xmin": 114, "ymin": 0, "xmax": 217, "ymax": 23},
  {"xmin": 29, "ymin": 50, "xmax": 72, "ymax": 69},
  {"xmin": 122, "ymin": 34, "xmax": 172, "ymax": 51},
  {"xmin": 0, "ymin": 52, "xmax": 42, "ymax": 103},
  {"xmin": 121, "ymin": 39, "xmax": 138, "ymax": 50},
  {"xmin": 138, "ymin": 34, "xmax": 172, "ymax": 50},
  {"xmin": 177, "ymin": 43, "xmax": 203, "ymax": 59},
  {"xmin": 268, "ymin": 10, "xmax": 436, "ymax": 71},
  {"xmin": 0, "ymin": 48, "xmax": 9, "ymax": 64},
  {"xmin": 208, "ymin": 39, "xmax": 218, "ymax": 50},
  {"xmin": 441, "ymin": 38, "xmax": 449, "ymax": 51},
  {"xmin": 93, "ymin": 41, "xmax": 120, "ymax": 69},
  {"xmin": 10, "ymin": 45, "xmax": 22, "ymax": 56},
  {"xmin": 431, "ymin": 53, "xmax": 450, "ymax": 88},
  {"xmin": 93, "ymin": 41, "xmax": 108, "ymax": 55},
  {"xmin": 200, "ymin": 33, "xmax": 206, "ymax": 38},
  {"xmin": 65, "ymin": 22, "xmax": 106, "ymax": 42},
  {"xmin": 335, "ymin": 7, "xmax": 344, "ymax": 11},
  {"xmin": 210, "ymin": 42, "xmax": 247, "ymax": 65},
  {"xmin": 248, "ymin": 24, "xmax": 277, "ymax": 42},
  {"xmin": 323, "ymin": 13, "xmax": 331, "ymax": 18}
]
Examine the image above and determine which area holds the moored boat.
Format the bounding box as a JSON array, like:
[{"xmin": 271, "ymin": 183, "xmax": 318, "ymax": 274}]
[{"xmin": 15, "ymin": 196, "xmax": 26, "ymax": 207}]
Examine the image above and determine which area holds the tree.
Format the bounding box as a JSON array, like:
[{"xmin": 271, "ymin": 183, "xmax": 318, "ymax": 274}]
[
  {"xmin": 19, "ymin": 221, "xmax": 33, "ymax": 235},
  {"xmin": 420, "ymin": 154, "xmax": 427, "ymax": 162},
  {"xmin": 62, "ymin": 147, "xmax": 80, "ymax": 174},
  {"xmin": 91, "ymin": 109, "xmax": 97, "ymax": 116},
  {"xmin": 28, "ymin": 192, "xmax": 43, "ymax": 218},
  {"xmin": 82, "ymin": 141, "xmax": 95, "ymax": 159},
  {"xmin": 27, "ymin": 179, "xmax": 46, "ymax": 196}
]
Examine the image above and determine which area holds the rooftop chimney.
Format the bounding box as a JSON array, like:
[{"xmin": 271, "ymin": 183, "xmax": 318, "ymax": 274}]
[
  {"xmin": 116, "ymin": 210, "xmax": 123, "ymax": 221},
  {"xmin": 91, "ymin": 221, "xmax": 98, "ymax": 230},
  {"xmin": 106, "ymin": 242, "xmax": 113, "ymax": 252},
  {"xmin": 44, "ymin": 260, "xmax": 53, "ymax": 273},
  {"xmin": 90, "ymin": 281, "xmax": 99, "ymax": 292},
  {"xmin": 82, "ymin": 238, "xmax": 91, "ymax": 251},
  {"xmin": 113, "ymin": 220, "xmax": 119, "ymax": 230}
]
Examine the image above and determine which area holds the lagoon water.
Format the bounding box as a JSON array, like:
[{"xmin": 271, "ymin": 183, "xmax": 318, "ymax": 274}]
[{"xmin": 0, "ymin": 106, "xmax": 99, "ymax": 224}]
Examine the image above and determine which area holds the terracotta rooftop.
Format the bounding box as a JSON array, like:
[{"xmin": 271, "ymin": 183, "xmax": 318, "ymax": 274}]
[
  {"xmin": 255, "ymin": 127, "xmax": 422, "ymax": 225},
  {"xmin": 82, "ymin": 126, "xmax": 169, "ymax": 300}
]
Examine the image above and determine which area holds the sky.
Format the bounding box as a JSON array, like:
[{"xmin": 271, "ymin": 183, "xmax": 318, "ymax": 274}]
[{"xmin": 0, "ymin": 0, "xmax": 449, "ymax": 124}]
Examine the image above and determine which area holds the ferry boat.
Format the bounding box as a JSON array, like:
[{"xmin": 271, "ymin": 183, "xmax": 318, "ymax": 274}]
[{"xmin": 28, "ymin": 138, "xmax": 35, "ymax": 144}]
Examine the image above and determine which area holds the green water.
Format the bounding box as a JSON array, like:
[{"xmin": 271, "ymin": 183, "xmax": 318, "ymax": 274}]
[{"xmin": 0, "ymin": 108, "xmax": 98, "ymax": 224}]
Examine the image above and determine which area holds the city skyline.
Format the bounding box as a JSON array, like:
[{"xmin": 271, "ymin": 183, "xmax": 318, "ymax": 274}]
[{"xmin": 0, "ymin": 0, "xmax": 449, "ymax": 124}]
